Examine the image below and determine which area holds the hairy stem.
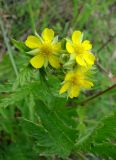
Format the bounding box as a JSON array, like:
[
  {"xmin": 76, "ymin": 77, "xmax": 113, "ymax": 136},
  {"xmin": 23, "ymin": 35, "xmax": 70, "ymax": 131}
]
[
  {"xmin": 76, "ymin": 84, "xmax": 116, "ymax": 106},
  {"xmin": 0, "ymin": 17, "xmax": 18, "ymax": 77},
  {"xmin": 96, "ymin": 33, "xmax": 116, "ymax": 75}
]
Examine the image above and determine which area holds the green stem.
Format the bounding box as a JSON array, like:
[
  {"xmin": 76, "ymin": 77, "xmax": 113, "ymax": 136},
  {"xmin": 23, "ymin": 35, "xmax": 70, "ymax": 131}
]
[
  {"xmin": 76, "ymin": 84, "xmax": 116, "ymax": 106},
  {"xmin": 73, "ymin": 0, "xmax": 78, "ymax": 21},
  {"xmin": 0, "ymin": 17, "xmax": 18, "ymax": 77},
  {"xmin": 27, "ymin": 0, "xmax": 35, "ymax": 33},
  {"xmin": 97, "ymin": 33, "xmax": 116, "ymax": 53}
]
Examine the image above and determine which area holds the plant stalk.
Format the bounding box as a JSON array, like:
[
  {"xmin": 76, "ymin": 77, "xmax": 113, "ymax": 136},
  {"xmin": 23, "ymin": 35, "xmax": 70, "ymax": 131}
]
[
  {"xmin": 0, "ymin": 17, "xmax": 18, "ymax": 77},
  {"xmin": 76, "ymin": 84, "xmax": 116, "ymax": 106},
  {"xmin": 27, "ymin": 0, "xmax": 35, "ymax": 33}
]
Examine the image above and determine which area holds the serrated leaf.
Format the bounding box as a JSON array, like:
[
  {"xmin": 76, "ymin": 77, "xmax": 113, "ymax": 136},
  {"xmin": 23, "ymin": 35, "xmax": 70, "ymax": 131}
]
[
  {"xmin": 77, "ymin": 111, "xmax": 116, "ymax": 159},
  {"xmin": 11, "ymin": 39, "xmax": 29, "ymax": 53},
  {"xmin": 21, "ymin": 101, "xmax": 78, "ymax": 158}
]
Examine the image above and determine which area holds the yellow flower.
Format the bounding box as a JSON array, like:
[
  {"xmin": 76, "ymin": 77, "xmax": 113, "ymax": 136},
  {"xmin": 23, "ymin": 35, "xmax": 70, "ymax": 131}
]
[
  {"xmin": 59, "ymin": 69, "xmax": 93, "ymax": 98},
  {"xmin": 25, "ymin": 28, "xmax": 61, "ymax": 69},
  {"xmin": 66, "ymin": 31, "xmax": 95, "ymax": 66}
]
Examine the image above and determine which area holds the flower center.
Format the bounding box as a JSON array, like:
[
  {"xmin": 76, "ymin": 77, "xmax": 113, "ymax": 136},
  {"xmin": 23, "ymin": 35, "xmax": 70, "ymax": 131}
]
[
  {"xmin": 40, "ymin": 44, "xmax": 52, "ymax": 56},
  {"xmin": 70, "ymin": 76, "xmax": 78, "ymax": 85},
  {"xmin": 74, "ymin": 44, "xmax": 83, "ymax": 55}
]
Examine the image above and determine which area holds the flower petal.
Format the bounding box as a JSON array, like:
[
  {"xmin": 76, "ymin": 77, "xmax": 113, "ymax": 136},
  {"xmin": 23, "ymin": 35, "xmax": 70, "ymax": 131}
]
[
  {"xmin": 30, "ymin": 54, "xmax": 44, "ymax": 68},
  {"xmin": 42, "ymin": 28, "xmax": 54, "ymax": 42},
  {"xmin": 81, "ymin": 80, "xmax": 93, "ymax": 88},
  {"xmin": 48, "ymin": 55, "xmax": 60, "ymax": 68},
  {"xmin": 83, "ymin": 52, "xmax": 95, "ymax": 65},
  {"xmin": 72, "ymin": 31, "xmax": 82, "ymax": 44},
  {"xmin": 65, "ymin": 71, "xmax": 74, "ymax": 81},
  {"xmin": 52, "ymin": 42, "xmax": 61, "ymax": 53},
  {"xmin": 82, "ymin": 40, "xmax": 92, "ymax": 50},
  {"xmin": 69, "ymin": 86, "xmax": 80, "ymax": 98},
  {"xmin": 76, "ymin": 55, "xmax": 86, "ymax": 66},
  {"xmin": 25, "ymin": 35, "xmax": 41, "ymax": 49},
  {"xmin": 66, "ymin": 42, "xmax": 74, "ymax": 54},
  {"xmin": 59, "ymin": 82, "xmax": 70, "ymax": 94}
]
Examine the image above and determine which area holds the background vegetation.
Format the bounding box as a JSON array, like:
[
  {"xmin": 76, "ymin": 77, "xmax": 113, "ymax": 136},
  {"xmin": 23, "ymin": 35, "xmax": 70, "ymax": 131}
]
[{"xmin": 0, "ymin": 0, "xmax": 116, "ymax": 159}]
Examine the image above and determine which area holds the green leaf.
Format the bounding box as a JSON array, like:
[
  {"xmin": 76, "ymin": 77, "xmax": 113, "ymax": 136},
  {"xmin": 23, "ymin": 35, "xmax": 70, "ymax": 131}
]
[
  {"xmin": 11, "ymin": 39, "xmax": 29, "ymax": 53},
  {"xmin": 90, "ymin": 143, "xmax": 116, "ymax": 158},
  {"xmin": 12, "ymin": 66, "xmax": 33, "ymax": 90},
  {"xmin": 0, "ymin": 79, "xmax": 57, "ymax": 110},
  {"xmin": 21, "ymin": 101, "xmax": 78, "ymax": 158},
  {"xmin": 2, "ymin": 135, "xmax": 37, "ymax": 160},
  {"xmin": 0, "ymin": 83, "xmax": 12, "ymax": 93},
  {"xmin": 77, "ymin": 111, "xmax": 116, "ymax": 159}
]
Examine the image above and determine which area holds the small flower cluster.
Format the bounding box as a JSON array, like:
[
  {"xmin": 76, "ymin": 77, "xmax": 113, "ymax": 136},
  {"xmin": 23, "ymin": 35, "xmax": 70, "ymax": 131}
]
[{"xmin": 25, "ymin": 28, "xmax": 95, "ymax": 98}]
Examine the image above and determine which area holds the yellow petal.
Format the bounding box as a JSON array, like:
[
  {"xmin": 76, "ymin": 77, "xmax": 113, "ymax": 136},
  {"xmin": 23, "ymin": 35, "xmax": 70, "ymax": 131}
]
[
  {"xmin": 82, "ymin": 40, "xmax": 92, "ymax": 50},
  {"xmin": 30, "ymin": 54, "xmax": 44, "ymax": 69},
  {"xmin": 72, "ymin": 31, "xmax": 82, "ymax": 44},
  {"xmin": 76, "ymin": 55, "xmax": 86, "ymax": 66},
  {"xmin": 48, "ymin": 55, "xmax": 60, "ymax": 68},
  {"xmin": 25, "ymin": 35, "xmax": 41, "ymax": 49},
  {"xmin": 65, "ymin": 71, "xmax": 74, "ymax": 81},
  {"xmin": 42, "ymin": 28, "xmax": 54, "ymax": 42},
  {"xmin": 69, "ymin": 86, "xmax": 80, "ymax": 98},
  {"xmin": 77, "ymin": 66, "xmax": 91, "ymax": 73},
  {"xmin": 66, "ymin": 42, "xmax": 74, "ymax": 54},
  {"xmin": 83, "ymin": 52, "xmax": 95, "ymax": 65},
  {"xmin": 59, "ymin": 82, "xmax": 70, "ymax": 94},
  {"xmin": 52, "ymin": 42, "xmax": 61, "ymax": 53},
  {"xmin": 81, "ymin": 80, "xmax": 93, "ymax": 88}
]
